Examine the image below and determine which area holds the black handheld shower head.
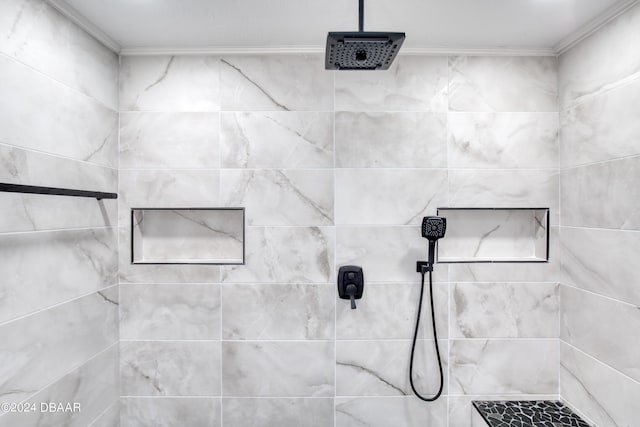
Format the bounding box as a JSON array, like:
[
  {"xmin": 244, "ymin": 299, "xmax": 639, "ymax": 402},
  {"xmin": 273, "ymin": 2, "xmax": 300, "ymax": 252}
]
[
  {"xmin": 419, "ymin": 216, "xmax": 447, "ymax": 273},
  {"xmin": 422, "ymin": 216, "xmax": 446, "ymax": 241}
]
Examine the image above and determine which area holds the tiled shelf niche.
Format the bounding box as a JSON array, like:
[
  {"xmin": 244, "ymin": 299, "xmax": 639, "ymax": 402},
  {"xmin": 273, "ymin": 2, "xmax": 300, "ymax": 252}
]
[
  {"xmin": 436, "ymin": 207, "xmax": 549, "ymax": 263},
  {"xmin": 131, "ymin": 208, "xmax": 245, "ymax": 265}
]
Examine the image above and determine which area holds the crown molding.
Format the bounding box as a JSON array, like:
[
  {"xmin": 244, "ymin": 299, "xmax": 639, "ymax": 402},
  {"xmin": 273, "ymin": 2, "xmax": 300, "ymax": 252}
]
[
  {"xmin": 554, "ymin": 0, "xmax": 639, "ymax": 55},
  {"xmin": 45, "ymin": 0, "xmax": 121, "ymax": 53},
  {"xmin": 119, "ymin": 45, "xmax": 556, "ymax": 57}
]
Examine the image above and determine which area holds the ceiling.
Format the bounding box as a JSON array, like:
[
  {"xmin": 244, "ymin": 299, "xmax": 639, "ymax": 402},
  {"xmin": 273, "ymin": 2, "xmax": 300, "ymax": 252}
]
[{"xmin": 49, "ymin": 0, "xmax": 635, "ymax": 54}]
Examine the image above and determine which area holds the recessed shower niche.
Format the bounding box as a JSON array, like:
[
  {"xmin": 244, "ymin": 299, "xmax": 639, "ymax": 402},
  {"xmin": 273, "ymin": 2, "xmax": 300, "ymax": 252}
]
[
  {"xmin": 436, "ymin": 207, "xmax": 549, "ymax": 263},
  {"xmin": 131, "ymin": 208, "xmax": 245, "ymax": 265}
]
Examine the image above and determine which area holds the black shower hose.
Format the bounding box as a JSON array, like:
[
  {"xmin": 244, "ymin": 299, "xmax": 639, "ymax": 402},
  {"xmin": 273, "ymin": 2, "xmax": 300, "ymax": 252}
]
[{"xmin": 409, "ymin": 269, "xmax": 444, "ymax": 401}]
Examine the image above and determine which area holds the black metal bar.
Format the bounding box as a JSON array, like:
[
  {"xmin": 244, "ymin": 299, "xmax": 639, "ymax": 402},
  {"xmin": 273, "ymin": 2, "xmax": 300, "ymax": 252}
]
[
  {"xmin": 0, "ymin": 183, "xmax": 117, "ymax": 200},
  {"xmin": 359, "ymin": 0, "xmax": 364, "ymax": 32}
]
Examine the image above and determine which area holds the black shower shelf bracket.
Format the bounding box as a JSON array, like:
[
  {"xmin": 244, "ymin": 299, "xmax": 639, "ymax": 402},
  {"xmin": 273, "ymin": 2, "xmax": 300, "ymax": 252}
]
[{"xmin": 0, "ymin": 183, "xmax": 117, "ymax": 200}]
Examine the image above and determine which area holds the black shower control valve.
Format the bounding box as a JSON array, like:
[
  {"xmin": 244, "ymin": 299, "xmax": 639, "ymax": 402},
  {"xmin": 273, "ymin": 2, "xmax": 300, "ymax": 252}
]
[{"xmin": 338, "ymin": 265, "xmax": 364, "ymax": 310}]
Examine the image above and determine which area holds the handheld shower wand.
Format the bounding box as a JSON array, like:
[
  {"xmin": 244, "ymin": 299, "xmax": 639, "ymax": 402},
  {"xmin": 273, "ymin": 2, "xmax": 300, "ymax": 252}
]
[{"xmin": 410, "ymin": 216, "xmax": 446, "ymax": 402}]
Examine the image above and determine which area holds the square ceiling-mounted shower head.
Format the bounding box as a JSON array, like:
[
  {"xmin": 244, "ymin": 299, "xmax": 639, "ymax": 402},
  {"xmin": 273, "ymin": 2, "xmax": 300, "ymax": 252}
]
[{"xmin": 325, "ymin": 32, "xmax": 405, "ymax": 70}]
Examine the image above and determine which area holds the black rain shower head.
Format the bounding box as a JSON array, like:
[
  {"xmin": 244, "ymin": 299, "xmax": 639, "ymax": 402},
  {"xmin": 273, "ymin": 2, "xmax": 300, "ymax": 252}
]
[{"xmin": 325, "ymin": 0, "xmax": 405, "ymax": 70}]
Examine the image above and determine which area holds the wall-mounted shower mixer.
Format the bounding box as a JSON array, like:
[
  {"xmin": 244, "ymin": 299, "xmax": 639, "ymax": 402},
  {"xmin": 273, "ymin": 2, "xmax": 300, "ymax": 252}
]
[
  {"xmin": 410, "ymin": 216, "xmax": 446, "ymax": 402},
  {"xmin": 338, "ymin": 265, "xmax": 364, "ymax": 309}
]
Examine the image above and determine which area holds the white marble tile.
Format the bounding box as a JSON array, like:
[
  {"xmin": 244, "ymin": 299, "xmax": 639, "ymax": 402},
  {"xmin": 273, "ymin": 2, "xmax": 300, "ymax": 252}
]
[
  {"xmin": 335, "ymin": 56, "xmax": 448, "ymax": 112},
  {"xmin": 0, "ymin": 344, "xmax": 118, "ymax": 427},
  {"xmin": 118, "ymin": 227, "xmax": 221, "ymax": 284},
  {"xmin": 220, "ymin": 169, "xmax": 333, "ymax": 226},
  {"xmin": 118, "ymin": 169, "xmax": 220, "ymax": 223},
  {"xmin": 222, "ymin": 284, "xmax": 334, "ymax": 340},
  {"xmin": 335, "ymin": 169, "xmax": 448, "ymax": 225},
  {"xmin": 222, "ymin": 398, "xmax": 334, "ymax": 427},
  {"xmin": 0, "ymin": 0, "xmax": 119, "ymax": 109},
  {"xmin": 561, "ymin": 285, "xmax": 640, "ymax": 383},
  {"xmin": 558, "ymin": 3, "xmax": 640, "ymax": 108},
  {"xmin": 220, "ymin": 55, "xmax": 333, "ymax": 111},
  {"xmin": 120, "ymin": 341, "xmax": 220, "ymax": 396},
  {"xmin": 449, "ymin": 339, "xmax": 559, "ymax": 395},
  {"xmin": 561, "ymin": 156, "xmax": 640, "ymax": 230},
  {"xmin": 335, "ymin": 396, "xmax": 447, "ymax": 427},
  {"xmin": 448, "ymin": 112, "xmax": 558, "ymax": 168},
  {"xmin": 451, "ymin": 283, "xmax": 559, "ymax": 338},
  {"xmin": 0, "ymin": 193, "xmax": 117, "ymax": 233},
  {"xmin": 448, "ymin": 227, "xmax": 561, "ymax": 283},
  {"xmin": 336, "ymin": 226, "xmax": 448, "ymax": 283},
  {"xmin": 120, "ymin": 56, "xmax": 220, "ymax": 112},
  {"xmin": 88, "ymin": 401, "xmax": 119, "ymax": 427},
  {"xmin": 120, "ymin": 112, "xmax": 219, "ymax": 169},
  {"xmin": 132, "ymin": 209, "xmax": 244, "ymax": 264},
  {"xmin": 120, "ymin": 398, "xmax": 220, "ymax": 427},
  {"xmin": 120, "ymin": 284, "xmax": 220, "ymax": 340},
  {"xmin": 560, "ymin": 79, "xmax": 640, "ymax": 168},
  {"xmin": 0, "ymin": 144, "xmax": 117, "ymax": 193},
  {"xmin": 560, "ymin": 342, "xmax": 640, "ymax": 427},
  {"xmin": 221, "ymin": 227, "xmax": 334, "ymax": 283},
  {"xmin": 449, "ymin": 56, "xmax": 558, "ymax": 112},
  {"xmin": 448, "ymin": 169, "xmax": 558, "ymax": 214},
  {"xmin": 0, "ymin": 228, "xmax": 117, "ymax": 324},
  {"xmin": 448, "ymin": 394, "xmax": 559, "ymax": 427},
  {"xmin": 222, "ymin": 341, "xmax": 334, "ymax": 397},
  {"xmin": 336, "ymin": 283, "xmax": 448, "ymax": 340},
  {"xmin": 336, "ymin": 340, "xmax": 448, "ymax": 397},
  {"xmin": 0, "ymin": 286, "xmax": 118, "ymax": 404},
  {"xmin": 561, "ymin": 227, "xmax": 640, "ymax": 306},
  {"xmin": 220, "ymin": 112, "xmax": 333, "ymax": 168},
  {"xmin": 335, "ymin": 112, "xmax": 447, "ymax": 168},
  {"xmin": 0, "ymin": 55, "xmax": 118, "ymax": 168}
]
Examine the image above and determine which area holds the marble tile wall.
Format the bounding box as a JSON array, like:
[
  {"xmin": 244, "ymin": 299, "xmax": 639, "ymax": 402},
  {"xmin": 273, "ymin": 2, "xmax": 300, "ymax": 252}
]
[
  {"xmin": 558, "ymin": 3, "xmax": 640, "ymax": 426},
  {"xmin": 118, "ymin": 52, "xmax": 560, "ymax": 426},
  {"xmin": 0, "ymin": 0, "xmax": 119, "ymax": 426}
]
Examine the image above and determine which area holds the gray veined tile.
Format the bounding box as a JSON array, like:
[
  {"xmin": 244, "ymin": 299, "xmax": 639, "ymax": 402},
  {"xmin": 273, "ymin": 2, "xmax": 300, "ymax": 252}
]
[
  {"xmin": 88, "ymin": 401, "xmax": 120, "ymax": 427},
  {"xmin": 222, "ymin": 398, "xmax": 334, "ymax": 427},
  {"xmin": 0, "ymin": 228, "xmax": 118, "ymax": 324},
  {"xmin": 222, "ymin": 284, "xmax": 334, "ymax": 340},
  {"xmin": 335, "ymin": 169, "xmax": 448, "ymax": 225},
  {"xmin": 335, "ymin": 112, "xmax": 447, "ymax": 168},
  {"xmin": 0, "ymin": 144, "xmax": 117, "ymax": 193},
  {"xmin": 558, "ymin": 3, "xmax": 640, "ymax": 108},
  {"xmin": 560, "ymin": 342, "xmax": 640, "ymax": 427},
  {"xmin": 0, "ymin": 287, "xmax": 118, "ymax": 404},
  {"xmin": 119, "ymin": 112, "xmax": 220, "ymax": 169},
  {"xmin": 561, "ymin": 226, "xmax": 640, "ymax": 306},
  {"xmin": 560, "ymin": 156, "xmax": 640, "ymax": 230},
  {"xmin": 119, "ymin": 55, "xmax": 220, "ymax": 112},
  {"xmin": 335, "ymin": 396, "xmax": 447, "ymax": 427},
  {"xmin": 120, "ymin": 341, "xmax": 221, "ymax": 396},
  {"xmin": 220, "ymin": 55, "xmax": 333, "ymax": 111},
  {"xmin": 120, "ymin": 398, "xmax": 220, "ymax": 427},
  {"xmin": 220, "ymin": 111, "xmax": 333, "ymax": 168},
  {"xmin": 336, "ymin": 226, "xmax": 448, "ymax": 283},
  {"xmin": 335, "ymin": 56, "xmax": 448, "ymax": 112},
  {"xmin": 561, "ymin": 285, "xmax": 640, "ymax": 383},
  {"xmin": 221, "ymin": 227, "xmax": 335, "ymax": 283},
  {"xmin": 449, "ymin": 56, "xmax": 558, "ymax": 112},
  {"xmin": 336, "ymin": 283, "xmax": 448, "ymax": 340},
  {"xmin": 448, "ymin": 112, "xmax": 558, "ymax": 169},
  {"xmin": 0, "ymin": 344, "xmax": 119, "ymax": 427},
  {"xmin": 120, "ymin": 284, "xmax": 221, "ymax": 340},
  {"xmin": 450, "ymin": 283, "xmax": 559, "ymax": 338},
  {"xmin": 336, "ymin": 340, "xmax": 448, "ymax": 397},
  {"xmin": 560, "ymin": 76, "xmax": 640, "ymax": 168},
  {"xmin": 0, "ymin": 53, "xmax": 118, "ymax": 168},
  {"xmin": 220, "ymin": 169, "xmax": 334, "ymax": 226},
  {"xmin": 449, "ymin": 339, "xmax": 559, "ymax": 395},
  {"xmin": 222, "ymin": 341, "xmax": 334, "ymax": 397},
  {"xmin": 0, "ymin": 0, "xmax": 119, "ymax": 109}
]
